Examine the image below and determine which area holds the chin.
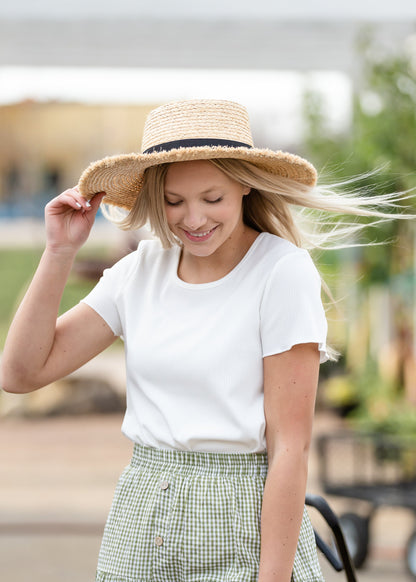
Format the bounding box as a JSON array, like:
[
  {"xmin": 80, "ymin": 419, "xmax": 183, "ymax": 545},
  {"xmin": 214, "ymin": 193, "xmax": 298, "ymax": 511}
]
[{"xmin": 184, "ymin": 244, "xmax": 217, "ymax": 258}]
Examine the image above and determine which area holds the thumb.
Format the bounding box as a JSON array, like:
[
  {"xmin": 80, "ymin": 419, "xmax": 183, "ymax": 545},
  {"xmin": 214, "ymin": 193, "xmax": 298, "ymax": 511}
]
[{"xmin": 87, "ymin": 192, "xmax": 106, "ymax": 215}]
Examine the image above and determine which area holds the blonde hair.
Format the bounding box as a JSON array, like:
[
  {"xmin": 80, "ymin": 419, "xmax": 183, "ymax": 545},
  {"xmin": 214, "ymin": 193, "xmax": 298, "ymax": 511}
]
[
  {"xmin": 101, "ymin": 158, "xmax": 414, "ymax": 362},
  {"xmin": 102, "ymin": 158, "xmax": 412, "ymax": 252}
]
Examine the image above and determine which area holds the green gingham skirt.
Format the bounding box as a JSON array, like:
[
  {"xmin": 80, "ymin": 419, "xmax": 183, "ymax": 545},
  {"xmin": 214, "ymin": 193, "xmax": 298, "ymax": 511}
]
[{"xmin": 95, "ymin": 444, "xmax": 324, "ymax": 582}]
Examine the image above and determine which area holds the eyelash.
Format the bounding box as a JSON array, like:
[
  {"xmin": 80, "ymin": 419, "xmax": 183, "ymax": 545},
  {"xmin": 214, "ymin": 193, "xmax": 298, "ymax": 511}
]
[{"xmin": 165, "ymin": 197, "xmax": 223, "ymax": 206}]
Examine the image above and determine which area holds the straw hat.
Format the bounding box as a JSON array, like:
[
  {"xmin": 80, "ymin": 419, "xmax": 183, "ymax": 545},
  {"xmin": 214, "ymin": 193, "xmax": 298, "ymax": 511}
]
[{"xmin": 78, "ymin": 99, "xmax": 317, "ymax": 210}]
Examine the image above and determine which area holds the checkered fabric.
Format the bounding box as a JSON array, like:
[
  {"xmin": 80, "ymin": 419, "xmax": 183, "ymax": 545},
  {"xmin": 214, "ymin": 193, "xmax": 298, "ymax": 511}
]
[{"xmin": 95, "ymin": 444, "xmax": 324, "ymax": 582}]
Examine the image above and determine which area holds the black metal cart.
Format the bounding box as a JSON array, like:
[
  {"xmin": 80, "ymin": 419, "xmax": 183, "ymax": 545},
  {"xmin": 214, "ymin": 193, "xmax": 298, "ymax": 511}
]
[
  {"xmin": 317, "ymin": 431, "xmax": 416, "ymax": 576},
  {"xmin": 306, "ymin": 493, "xmax": 358, "ymax": 581}
]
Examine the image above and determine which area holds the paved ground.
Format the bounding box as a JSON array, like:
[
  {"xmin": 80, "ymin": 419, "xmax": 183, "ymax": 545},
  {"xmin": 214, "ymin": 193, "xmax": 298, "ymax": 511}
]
[{"xmin": 0, "ymin": 412, "xmax": 414, "ymax": 581}]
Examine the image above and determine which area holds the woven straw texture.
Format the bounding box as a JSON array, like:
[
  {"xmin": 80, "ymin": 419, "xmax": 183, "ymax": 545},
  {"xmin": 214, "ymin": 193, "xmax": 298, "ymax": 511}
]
[
  {"xmin": 78, "ymin": 100, "xmax": 317, "ymax": 211},
  {"xmin": 141, "ymin": 99, "xmax": 253, "ymax": 151}
]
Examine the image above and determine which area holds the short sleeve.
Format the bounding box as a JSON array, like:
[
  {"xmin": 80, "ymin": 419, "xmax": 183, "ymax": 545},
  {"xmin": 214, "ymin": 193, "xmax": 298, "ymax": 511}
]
[
  {"xmin": 80, "ymin": 251, "xmax": 136, "ymax": 338},
  {"xmin": 260, "ymin": 250, "xmax": 329, "ymax": 363}
]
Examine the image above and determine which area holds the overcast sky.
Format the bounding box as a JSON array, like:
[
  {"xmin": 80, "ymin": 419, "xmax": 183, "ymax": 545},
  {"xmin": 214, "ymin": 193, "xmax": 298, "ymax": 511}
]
[
  {"xmin": 1, "ymin": 0, "xmax": 412, "ymax": 145},
  {"xmin": 1, "ymin": 0, "xmax": 416, "ymax": 20},
  {"xmin": 0, "ymin": 67, "xmax": 352, "ymax": 147}
]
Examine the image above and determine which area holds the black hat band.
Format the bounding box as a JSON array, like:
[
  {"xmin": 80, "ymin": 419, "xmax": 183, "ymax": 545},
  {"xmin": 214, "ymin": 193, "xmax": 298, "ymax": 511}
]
[{"xmin": 144, "ymin": 138, "xmax": 252, "ymax": 155}]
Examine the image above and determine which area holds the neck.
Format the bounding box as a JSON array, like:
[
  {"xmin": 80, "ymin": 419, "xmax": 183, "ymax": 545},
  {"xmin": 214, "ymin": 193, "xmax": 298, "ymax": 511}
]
[{"xmin": 178, "ymin": 227, "xmax": 259, "ymax": 284}]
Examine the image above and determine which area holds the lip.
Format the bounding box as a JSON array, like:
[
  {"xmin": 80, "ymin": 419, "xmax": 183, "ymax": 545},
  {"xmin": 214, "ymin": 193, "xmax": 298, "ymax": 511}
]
[{"xmin": 182, "ymin": 226, "xmax": 218, "ymax": 242}]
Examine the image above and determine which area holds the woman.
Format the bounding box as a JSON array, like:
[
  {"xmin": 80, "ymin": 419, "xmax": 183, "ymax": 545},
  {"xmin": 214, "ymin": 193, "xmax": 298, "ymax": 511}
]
[{"xmin": 1, "ymin": 99, "xmax": 406, "ymax": 581}]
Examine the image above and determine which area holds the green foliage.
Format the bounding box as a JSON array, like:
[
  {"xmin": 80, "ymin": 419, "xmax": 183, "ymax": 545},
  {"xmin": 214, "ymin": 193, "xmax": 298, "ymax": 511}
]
[
  {"xmin": 304, "ymin": 31, "xmax": 416, "ymax": 190},
  {"xmin": 324, "ymin": 359, "xmax": 391, "ymax": 410},
  {"xmin": 350, "ymin": 361, "xmax": 416, "ymax": 438},
  {"xmin": 353, "ymin": 402, "xmax": 416, "ymax": 438},
  {"xmin": 0, "ymin": 248, "xmax": 96, "ymax": 347},
  {"xmin": 0, "ymin": 248, "xmax": 42, "ymax": 343},
  {"xmin": 303, "ymin": 29, "xmax": 416, "ymax": 286},
  {"xmin": 325, "ymin": 360, "xmax": 416, "ymax": 437}
]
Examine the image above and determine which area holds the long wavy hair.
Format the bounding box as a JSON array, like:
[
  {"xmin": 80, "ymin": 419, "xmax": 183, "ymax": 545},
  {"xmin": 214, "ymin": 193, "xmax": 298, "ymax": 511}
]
[
  {"xmin": 101, "ymin": 158, "xmax": 412, "ymax": 251},
  {"xmin": 101, "ymin": 158, "xmax": 414, "ymax": 361}
]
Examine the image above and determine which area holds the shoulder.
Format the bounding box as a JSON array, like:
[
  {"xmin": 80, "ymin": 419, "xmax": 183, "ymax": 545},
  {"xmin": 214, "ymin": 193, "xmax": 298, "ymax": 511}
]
[
  {"xmin": 255, "ymin": 232, "xmax": 304, "ymax": 258},
  {"xmin": 254, "ymin": 233, "xmax": 318, "ymax": 277},
  {"xmin": 251, "ymin": 235, "xmax": 322, "ymax": 306},
  {"xmin": 135, "ymin": 238, "xmax": 180, "ymax": 273}
]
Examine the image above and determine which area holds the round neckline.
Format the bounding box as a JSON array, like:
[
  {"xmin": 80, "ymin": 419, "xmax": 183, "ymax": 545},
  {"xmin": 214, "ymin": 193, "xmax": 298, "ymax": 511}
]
[{"xmin": 173, "ymin": 232, "xmax": 266, "ymax": 289}]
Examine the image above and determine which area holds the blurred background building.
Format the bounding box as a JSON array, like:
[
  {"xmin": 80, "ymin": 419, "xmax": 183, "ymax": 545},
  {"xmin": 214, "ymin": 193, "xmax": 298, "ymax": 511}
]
[
  {"xmin": 0, "ymin": 103, "xmax": 154, "ymax": 215},
  {"xmin": 0, "ymin": 0, "xmax": 415, "ymax": 214},
  {"xmin": 1, "ymin": 0, "xmax": 416, "ymax": 405},
  {"xmin": 1, "ymin": 0, "xmax": 416, "ymax": 412},
  {"xmin": 2, "ymin": 3, "xmax": 416, "ymax": 579}
]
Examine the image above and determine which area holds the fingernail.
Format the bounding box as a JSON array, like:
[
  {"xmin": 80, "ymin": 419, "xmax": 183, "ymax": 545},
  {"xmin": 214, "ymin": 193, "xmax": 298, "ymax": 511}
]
[
  {"xmin": 86, "ymin": 200, "xmax": 91, "ymax": 208},
  {"xmin": 75, "ymin": 202, "xmax": 82, "ymax": 208}
]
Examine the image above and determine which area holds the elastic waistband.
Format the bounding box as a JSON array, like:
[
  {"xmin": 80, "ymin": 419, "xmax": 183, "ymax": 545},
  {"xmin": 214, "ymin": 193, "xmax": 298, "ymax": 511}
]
[{"xmin": 131, "ymin": 443, "xmax": 268, "ymax": 477}]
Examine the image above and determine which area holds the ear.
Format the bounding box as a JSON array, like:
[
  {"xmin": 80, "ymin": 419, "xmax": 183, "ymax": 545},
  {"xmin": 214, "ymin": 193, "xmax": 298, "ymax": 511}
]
[{"xmin": 242, "ymin": 186, "xmax": 251, "ymax": 196}]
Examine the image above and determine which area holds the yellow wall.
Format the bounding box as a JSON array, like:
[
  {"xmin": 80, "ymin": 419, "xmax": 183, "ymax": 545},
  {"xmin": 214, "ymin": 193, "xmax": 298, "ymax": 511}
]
[{"xmin": 0, "ymin": 101, "xmax": 157, "ymax": 201}]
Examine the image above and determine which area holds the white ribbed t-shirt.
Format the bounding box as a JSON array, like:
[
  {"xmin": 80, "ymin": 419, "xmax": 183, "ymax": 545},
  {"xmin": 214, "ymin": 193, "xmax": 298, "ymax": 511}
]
[{"xmin": 81, "ymin": 232, "xmax": 328, "ymax": 453}]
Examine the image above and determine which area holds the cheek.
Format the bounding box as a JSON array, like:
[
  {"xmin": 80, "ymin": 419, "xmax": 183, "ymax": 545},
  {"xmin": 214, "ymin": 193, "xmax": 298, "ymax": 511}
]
[
  {"xmin": 164, "ymin": 205, "xmax": 179, "ymax": 226},
  {"xmin": 221, "ymin": 198, "xmax": 244, "ymax": 222}
]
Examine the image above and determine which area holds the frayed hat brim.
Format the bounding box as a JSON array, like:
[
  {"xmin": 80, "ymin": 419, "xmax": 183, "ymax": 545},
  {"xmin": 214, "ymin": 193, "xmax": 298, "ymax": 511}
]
[{"xmin": 78, "ymin": 145, "xmax": 317, "ymax": 211}]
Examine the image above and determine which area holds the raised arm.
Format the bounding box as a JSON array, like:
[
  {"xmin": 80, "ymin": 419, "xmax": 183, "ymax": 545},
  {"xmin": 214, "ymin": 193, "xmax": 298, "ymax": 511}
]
[
  {"xmin": 1, "ymin": 188, "xmax": 117, "ymax": 394},
  {"xmin": 258, "ymin": 343, "xmax": 320, "ymax": 582}
]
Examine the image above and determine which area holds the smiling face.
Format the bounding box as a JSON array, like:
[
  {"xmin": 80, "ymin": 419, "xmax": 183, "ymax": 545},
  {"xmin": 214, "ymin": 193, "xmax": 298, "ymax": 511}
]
[{"xmin": 164, "ymin": 160, "xmax": 251, "ymax": 260}]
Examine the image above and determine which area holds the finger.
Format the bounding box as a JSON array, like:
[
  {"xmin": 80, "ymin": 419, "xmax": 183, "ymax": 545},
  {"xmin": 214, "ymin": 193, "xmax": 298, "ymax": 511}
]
[
  {"xmin": 56, "ymin": 188, "xmax": 91, "ymax": 211},
  {"xmin": 84, "ymin": 191, "xmax": 106, "ymax": 211}
]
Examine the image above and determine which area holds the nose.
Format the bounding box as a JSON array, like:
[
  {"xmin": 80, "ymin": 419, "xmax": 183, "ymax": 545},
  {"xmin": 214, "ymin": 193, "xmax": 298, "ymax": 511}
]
[{"xmin": 182, "ymin": 204, "xmax": 206, "ymax": 231}]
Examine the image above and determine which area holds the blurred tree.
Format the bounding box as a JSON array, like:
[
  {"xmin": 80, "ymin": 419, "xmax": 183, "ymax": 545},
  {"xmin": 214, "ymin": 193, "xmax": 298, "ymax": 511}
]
[
  {"xmin": 303, "ymin": 28, "xmax": 416, "ymax": 286},
  {"xmin": 303, "ymin": 29, "xmax": 416, "ymax": 412}
]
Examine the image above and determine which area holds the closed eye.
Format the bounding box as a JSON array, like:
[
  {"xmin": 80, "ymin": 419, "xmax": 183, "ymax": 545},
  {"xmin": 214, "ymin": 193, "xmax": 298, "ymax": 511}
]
[
  {"xmin": 164, "ymin": 197, "xmax": 223, "ymax": 206},
  {"xmin": 164, "ymin": 199, "xmax": 182, "ymax": 206}
]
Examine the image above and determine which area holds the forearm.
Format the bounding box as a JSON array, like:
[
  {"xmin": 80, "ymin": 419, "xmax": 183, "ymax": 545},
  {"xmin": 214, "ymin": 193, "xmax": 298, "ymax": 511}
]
[
  {"xmin": 1, "ymin": 247, "xmax": 76, "ymax": 392},
  {"xmin": 258, "ymin": 449, "xmax": 309, "ymax": 582}
]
